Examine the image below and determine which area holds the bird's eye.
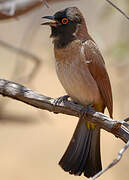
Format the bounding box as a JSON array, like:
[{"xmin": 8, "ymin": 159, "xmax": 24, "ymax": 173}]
[{"xmin": 61, "ymin": 18, "xmax": 69, "ymax": 24}]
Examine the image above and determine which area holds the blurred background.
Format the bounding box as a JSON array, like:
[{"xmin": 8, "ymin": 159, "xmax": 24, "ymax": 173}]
[{"xmin": 0, "ymin": 0, "xmax": 129, "ymax": 179}]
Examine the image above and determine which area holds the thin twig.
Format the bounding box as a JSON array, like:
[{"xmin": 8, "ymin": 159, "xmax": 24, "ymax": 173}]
[
  {"xmin": 91, "ymin": 141, "xmax": 129, "ymax": 180},
  {"xmin": 105, "ymin": 0, "xmax": 129, "ymax": 20},
  {"xmin": 42, "ymin": 0, "xmax": 49, "ymax": 8}
]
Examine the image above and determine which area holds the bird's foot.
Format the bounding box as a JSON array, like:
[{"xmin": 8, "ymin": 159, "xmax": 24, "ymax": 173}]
[
  {"xmin": 53, "ymin": 95, "xmax": 69, "ymax": 114},
  {"xmin": 80, "ymin": 104, "xmax": 93, "ymax": 119},
  {"xmin": 80, "ymin": 104, "xmax": 95, "ymax": 129},
  {"xmin": 53, "ymin": 95, "xmax": 70, "ymax": 106}
]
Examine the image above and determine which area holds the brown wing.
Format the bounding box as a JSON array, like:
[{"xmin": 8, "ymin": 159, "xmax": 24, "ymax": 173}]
[{"xmin": 83, "ymin": 40, "xmax": 113, "ymax": 118}]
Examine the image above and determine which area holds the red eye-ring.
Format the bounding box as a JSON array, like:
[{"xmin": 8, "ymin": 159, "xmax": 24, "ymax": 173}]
[{"xmin": 61, "ymin": 18, "xmax": 69, "ymax": 24}]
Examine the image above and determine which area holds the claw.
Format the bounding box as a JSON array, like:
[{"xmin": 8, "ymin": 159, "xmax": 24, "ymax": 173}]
[{"xmin": 53, "ymin": 95, "xmax": 69, "ymax": 106}]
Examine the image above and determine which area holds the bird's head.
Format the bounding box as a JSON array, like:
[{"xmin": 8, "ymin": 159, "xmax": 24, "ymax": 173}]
[{"xmin": 42, "ymin": 7, "xmax": 87, "ymax": 44}]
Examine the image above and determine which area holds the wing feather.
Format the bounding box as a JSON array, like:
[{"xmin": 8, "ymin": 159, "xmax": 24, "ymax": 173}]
[{"xmin": 83, "ymin": 40, "xmax": 113, "ymax": 117}]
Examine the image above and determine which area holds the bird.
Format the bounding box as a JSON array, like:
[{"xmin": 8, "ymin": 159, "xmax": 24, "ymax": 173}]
[{"xmin": 41, "ymin": 7, "xmax": 113, "ymax": 178}]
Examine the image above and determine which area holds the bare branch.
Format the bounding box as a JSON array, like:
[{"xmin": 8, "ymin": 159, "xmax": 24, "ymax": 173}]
[
  {"xmin": 0, "ymin": 40, "xmax": 42, "ymax": 82},
  {"xmin": 0, "ymin": 0, "xmax": 71, "ymax": 20},
  {"xmin": 105, "ymin": 0, "xmax": 129, "ymax": 20},
  {"xmin": 0, "ymin": 78, "xmax": 129, "ymax": 143},
  {"xmin": 0, "ymin": 0, "xmax": 42, "ymax": 20},
  {"xmin": 91, "ymin": 140, "xmax": 129, "ymax": 179}
]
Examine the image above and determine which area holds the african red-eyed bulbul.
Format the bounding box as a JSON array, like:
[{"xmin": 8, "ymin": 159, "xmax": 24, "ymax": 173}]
[{"xmin": 42, "ymin": 7, "xmax": 113, "ymax": 178}]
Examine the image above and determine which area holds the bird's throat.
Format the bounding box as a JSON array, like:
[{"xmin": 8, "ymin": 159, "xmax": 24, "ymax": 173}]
[{"xmin": 52, "ymin": 33, "xmax": 76, "ymax": 49}]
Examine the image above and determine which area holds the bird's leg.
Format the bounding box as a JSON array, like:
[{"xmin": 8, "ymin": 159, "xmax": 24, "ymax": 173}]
[
  {"xmin": 80, "ymin": 104, "xmax": 93, "ymax": 118},
  {"xmin": 80, "ymin": 104, "xmax": 95, "ymax": 129},
  {"xmin": 53, "ymin": 95, "xmax": 70, "ymax": 106}
]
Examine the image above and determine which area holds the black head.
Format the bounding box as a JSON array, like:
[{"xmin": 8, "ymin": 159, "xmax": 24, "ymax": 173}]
[{"xmin": 42, "ymin": 7, "xmax": 85, "ymax": 48}]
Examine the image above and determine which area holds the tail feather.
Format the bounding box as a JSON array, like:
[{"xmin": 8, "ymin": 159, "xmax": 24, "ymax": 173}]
[
  {"xmin": 84, "ymin": 128, "xmax": 102, "ymax": 177},
  {"xmin": 69, "ymin": 122, "xmax": 91, "ymax": 175},
  {"xmin": 59, "ymin": 118, "xmax": 89, "ymax": 173},
  {"xmin": 59, "ymin": 118, "xmax": 102, "ymax": 177},
  {"xmin": 74, "ymin": 132, "xmax": 92, "ymax": 175}
]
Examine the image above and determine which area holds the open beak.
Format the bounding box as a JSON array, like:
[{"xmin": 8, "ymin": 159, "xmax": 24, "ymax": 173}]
[{"xmin": 41, "ymin": 16, "xmax": 59, "ymax": 26}]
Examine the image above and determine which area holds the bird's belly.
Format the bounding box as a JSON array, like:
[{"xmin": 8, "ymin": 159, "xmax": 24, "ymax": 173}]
[{"xmin": 56, "ymin": 59, "xmax": 102, "ymax": 106}]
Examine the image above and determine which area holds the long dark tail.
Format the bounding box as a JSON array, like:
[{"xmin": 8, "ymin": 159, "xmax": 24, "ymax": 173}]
[{"xmin": 59, "ymin": 118, "xmax": 102, "ymax": 178}]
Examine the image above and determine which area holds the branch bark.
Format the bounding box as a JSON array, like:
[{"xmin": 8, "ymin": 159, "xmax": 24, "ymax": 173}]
[{"xmin": 0, "ymin": 78, "xmax": 129, "ymax": 143}]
